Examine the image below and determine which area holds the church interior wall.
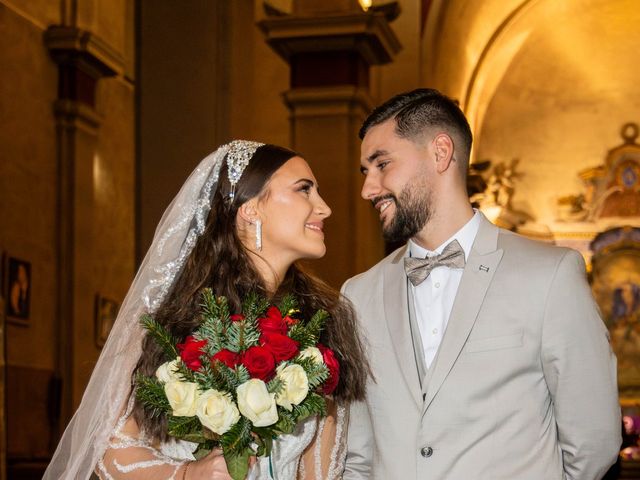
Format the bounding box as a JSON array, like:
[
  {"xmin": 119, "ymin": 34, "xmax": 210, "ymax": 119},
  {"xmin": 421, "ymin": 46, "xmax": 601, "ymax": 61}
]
[
  {"xmin": 0, "ymin": 0, "xmax": 135, "ymax": 475},
  {"xmin": 419, "ymin": 0, "xmax": 640, "ymax": 239},
  {"xmin": 0, "ymin": 0, "xmax": 60, "ymax": 464},
  {"xmin": 473, "ymin": 0, "xmax": 640, "ymax": 230}
]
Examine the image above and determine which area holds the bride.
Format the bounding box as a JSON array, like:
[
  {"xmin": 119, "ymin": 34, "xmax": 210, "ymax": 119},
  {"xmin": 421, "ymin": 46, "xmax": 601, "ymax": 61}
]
[{"xmin": 44, "ymin": 141, "xmax": 370, "ymax": 479}]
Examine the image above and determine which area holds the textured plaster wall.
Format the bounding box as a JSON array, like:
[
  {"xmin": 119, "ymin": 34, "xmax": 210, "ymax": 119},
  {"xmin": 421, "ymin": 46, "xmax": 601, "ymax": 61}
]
[
  {"xmin": 0, "ymin": 0, "xmax": 135, "ymax": 459},
  {"xmin": 0, "ymin": 2, "xmax": 60, "ymax": 371}
]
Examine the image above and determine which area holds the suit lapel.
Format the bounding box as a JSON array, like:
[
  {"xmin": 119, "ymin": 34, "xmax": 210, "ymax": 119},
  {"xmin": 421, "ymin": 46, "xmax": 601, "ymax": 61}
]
[
  {"xmin": 383, "ymin": 247, "xmax": 423, "ymax": 408},
  {"xmin": 422, "ymin": 215, "xmax": 504, "ymax": 411}
]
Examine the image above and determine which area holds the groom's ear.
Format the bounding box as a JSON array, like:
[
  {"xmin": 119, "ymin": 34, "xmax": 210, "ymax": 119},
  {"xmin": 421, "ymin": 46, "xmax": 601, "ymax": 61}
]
[
  {"xmin": 433, "ymin": 133, "xmax": 455, "ymax": 174},
  {"xmin": 237, "ymin": 201, "xmax": 260, "ymax": 225}
]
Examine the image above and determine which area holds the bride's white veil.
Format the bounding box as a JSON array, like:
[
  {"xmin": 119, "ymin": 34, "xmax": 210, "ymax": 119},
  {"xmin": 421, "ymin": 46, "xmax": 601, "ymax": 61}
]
[{"xmin": 44, "ymin": 141, "xmax": 262, "ymax": 479}]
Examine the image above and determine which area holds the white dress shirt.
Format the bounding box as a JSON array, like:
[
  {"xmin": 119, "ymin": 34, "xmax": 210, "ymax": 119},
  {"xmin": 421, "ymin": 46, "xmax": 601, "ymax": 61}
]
[{"xmin": 408, "ymin": 211, "xmax": 481, "ymax": 368}]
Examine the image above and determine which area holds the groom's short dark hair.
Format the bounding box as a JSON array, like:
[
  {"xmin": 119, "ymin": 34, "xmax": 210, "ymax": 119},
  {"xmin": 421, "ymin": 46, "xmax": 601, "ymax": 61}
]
[{"xmin": 359, "ymin": 88, "xmax": 473, "ymax": 169}]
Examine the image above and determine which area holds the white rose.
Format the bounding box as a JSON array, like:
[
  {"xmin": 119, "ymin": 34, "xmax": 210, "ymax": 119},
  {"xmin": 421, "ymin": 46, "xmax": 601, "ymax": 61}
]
[
  {"xmin": 156, "ymin": 358, "xmax": 182, "ymax": 383},
  {"xmin": 236, "ymin": 379, "xmax": 278, "ymax": 427},
  {"xmin": 196, "ymin": 389, "xmax": 240, "ymax": 435},
  {"xmin": 298, "ymin": 347, "xmax": 323, "ymax": 364},
  {"xmin": 275, "ymin": 364, "xmax": 309, "ymax": 411},
  {"xmin": 164, "ymin": 381, "xmax": 199, "ymax": 417}
]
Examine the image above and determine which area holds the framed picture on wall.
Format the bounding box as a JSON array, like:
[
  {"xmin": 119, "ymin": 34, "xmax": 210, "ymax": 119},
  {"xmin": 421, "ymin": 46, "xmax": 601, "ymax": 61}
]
[
  {"xmin": 4, "ymin": 256, "xmax": 31, "ymax": 326},
  {"xmin": 95, "ymin": 295, "xmax": 119, "ymax": 348}
]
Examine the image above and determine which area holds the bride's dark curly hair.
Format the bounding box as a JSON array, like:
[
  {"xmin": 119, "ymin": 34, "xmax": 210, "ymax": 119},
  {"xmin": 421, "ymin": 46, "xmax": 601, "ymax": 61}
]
[{"xmin": 132, "ymin": 144, "xmax": 370, "ymax": 441}]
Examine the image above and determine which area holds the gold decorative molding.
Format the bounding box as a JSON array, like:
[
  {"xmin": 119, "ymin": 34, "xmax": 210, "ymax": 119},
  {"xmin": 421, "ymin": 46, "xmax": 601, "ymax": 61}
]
[{"xmin": 557, "ymin": 122, "xmax": 640, "ymax": 222}]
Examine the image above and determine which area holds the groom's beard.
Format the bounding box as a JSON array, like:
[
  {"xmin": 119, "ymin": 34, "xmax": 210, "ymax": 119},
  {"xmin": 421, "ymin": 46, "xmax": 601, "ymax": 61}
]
[{"xmin": 377, "ymin": 184, "xmax": 432, "ymax": 244}]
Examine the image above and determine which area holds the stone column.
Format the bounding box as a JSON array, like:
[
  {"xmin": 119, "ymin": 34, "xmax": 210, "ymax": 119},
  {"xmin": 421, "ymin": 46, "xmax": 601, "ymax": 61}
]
[
  {"xmin": 259, "ymin": 0, "xmax": 401, "ymax": 287},
  {"xmin": 44, "ymin": 26, "xmax": 121, "ymax": 433}
]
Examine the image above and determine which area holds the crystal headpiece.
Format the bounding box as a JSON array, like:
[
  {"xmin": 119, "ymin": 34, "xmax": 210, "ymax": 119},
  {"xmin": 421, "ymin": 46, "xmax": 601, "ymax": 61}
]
[{"xmin": 226, "ymin": 140, "xmax": 264, "ymax": 200}]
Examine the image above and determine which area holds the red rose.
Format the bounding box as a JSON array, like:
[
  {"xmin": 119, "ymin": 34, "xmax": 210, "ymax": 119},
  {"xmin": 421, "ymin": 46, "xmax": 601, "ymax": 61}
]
[
  {"xmin": 230, "ymin": 314, "xmax": 245, "ymax": 322},
  {"xmin": 318, "ymin": 344, "xmax": 340, "ymax": 395},
  {"xmin": 177, "ymin": 335, "xmax": 208, "ymax": 371},
  {"xmin": 260, "ymin": 332, "xmax": 299, "ymax": 362},
  {"xmin": 242, "ymin": 346, "xmax": 276, "ymax": 381},
  {"xmin": 257, "ymin": 306, "xmax": 287, "ymax": 335},
  {"xmin": 212, "ymin": 349, "xmax": 240, "ymax": 369},
  {"xmin": 283, "ymin": 315, "xmax": 298, "ymax": 327}
]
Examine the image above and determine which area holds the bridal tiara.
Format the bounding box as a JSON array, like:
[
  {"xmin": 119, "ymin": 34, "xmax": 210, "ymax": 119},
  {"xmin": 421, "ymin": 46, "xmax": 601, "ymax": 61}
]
[
  {"xmin": 142, "ymin": 139, "xmax": 264, "ymax": 312},
  {"xmin": 226, "ymin": 140, "xmax": 265, "ymax": 200}
]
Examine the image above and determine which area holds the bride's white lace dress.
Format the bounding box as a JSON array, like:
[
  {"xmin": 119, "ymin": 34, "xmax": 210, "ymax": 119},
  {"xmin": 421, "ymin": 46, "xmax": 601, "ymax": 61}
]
[{"xmin": 96, "ymin": 398, "xmax": 347, "ymax": 480}]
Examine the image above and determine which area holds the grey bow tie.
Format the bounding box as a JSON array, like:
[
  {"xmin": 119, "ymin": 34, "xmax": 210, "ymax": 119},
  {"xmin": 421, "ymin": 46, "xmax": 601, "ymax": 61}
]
[{"xmin": 404, "ymin": 240, "xmax": 466, "ymax": 286}]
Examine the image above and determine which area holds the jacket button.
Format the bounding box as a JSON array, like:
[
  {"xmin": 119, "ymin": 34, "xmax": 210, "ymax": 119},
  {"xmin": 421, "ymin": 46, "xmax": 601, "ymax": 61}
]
[{"xmin": 420, "ymin": 446, "xmax": 433, "ymax": 458}]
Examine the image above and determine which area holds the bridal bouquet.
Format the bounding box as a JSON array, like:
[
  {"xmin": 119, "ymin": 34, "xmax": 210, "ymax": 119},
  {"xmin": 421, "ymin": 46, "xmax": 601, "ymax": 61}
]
[{"xmin": 135, "ymin": 289, "xmax": 339, "ymax": 480}]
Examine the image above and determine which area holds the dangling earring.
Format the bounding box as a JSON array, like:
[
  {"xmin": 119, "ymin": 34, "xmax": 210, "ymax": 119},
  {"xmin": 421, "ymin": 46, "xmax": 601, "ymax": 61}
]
[{"xmin": 255, "ymin": 219, "xmax": 262, "ymax": 251}]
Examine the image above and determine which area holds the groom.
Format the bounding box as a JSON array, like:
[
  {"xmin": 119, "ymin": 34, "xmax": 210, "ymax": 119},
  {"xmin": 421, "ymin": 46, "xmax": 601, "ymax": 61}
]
[{"xmin": 342, "ymin": 89, "xmax": 621, "ymax": 479}]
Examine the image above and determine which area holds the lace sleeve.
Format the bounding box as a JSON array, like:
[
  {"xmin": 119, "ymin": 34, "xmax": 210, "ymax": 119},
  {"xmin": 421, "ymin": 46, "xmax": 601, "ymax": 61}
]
[
  {"xmin": 96, "ymin": 404, "xmax": 194, "ymax": 480},
  {"xmin": 297, "ymin": 399, "xmax": 348, "ymax": 480}
]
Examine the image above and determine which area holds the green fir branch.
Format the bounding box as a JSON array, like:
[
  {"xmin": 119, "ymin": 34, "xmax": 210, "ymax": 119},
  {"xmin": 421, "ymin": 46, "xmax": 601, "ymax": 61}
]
[
  {"xmin": 224, "ymin": 319, "xmax": 260, "ymax": 353},
  {"xmin": 286, "ymin": 309, "xmax": 329, "ymax": 349},
  {"xmin": 140, "ymin": 314, "xmax": 179, "ymax": 360},
  {"xmin": 278, "ymin": 294, "xmax": 298, "ymax": 317},
  {"xmin": 292, "ymin": 392, "xmax": 327, "ymax": 421},
  {"xmin": 193, "ymin": 362, "xmax": 222, "ymax": 391},
  {"xmin": 198, "ymin": 290, "xmax": 229, "ymax": 354},
  {"xmin": 206, "ymin": 361, "xmax": 240, "ymax": 394},
  {"xmin": 220, "ymin": 416, "xmax": 253, "ymax": 456},
  {"xmin": 234, "ymin": 364, "xmax": 251, "ymax": 387},
  {"xmin": 241, "ymin": 292, "xmax": 270, "ymax": 322},
  {"xmin": 199, "ymin": 288, "xmax": 218, "ymax": 318},
  {"xmin": 167, "ymin": 415, "xmax": 205, "ymax": 442},
  {"xmin": 267, "ymin": 376, "xmax": 285, "ymax": 396},
  {"xmin": 175, "ymin": 362, "xmax": 198, "ymax": 384},
  {"xmin": 304, "ymin": 309, "xmax": 329, "ymax": 343},
  {"xmin": 135, "ymin": 374, "xmax": 171, "ymax": 418},
  {"xmin": 296, "ymin": 358, "xmax": 329, "ymax": 390},
  {"xmin": 273, "ymin": 409, "xmax": 296, "ymax": 435}
]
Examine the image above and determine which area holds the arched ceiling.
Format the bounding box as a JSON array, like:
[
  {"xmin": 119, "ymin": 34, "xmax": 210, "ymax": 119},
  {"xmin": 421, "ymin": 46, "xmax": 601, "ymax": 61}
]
[{"xmin": 421, "ymin": 0, "xmax": 640, "ymax": 225}]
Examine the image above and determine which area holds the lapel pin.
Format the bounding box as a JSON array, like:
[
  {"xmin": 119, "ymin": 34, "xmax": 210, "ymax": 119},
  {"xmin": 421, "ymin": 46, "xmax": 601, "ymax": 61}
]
[{"xmin": 479, "ymin": 265, "xmax": 490, "ymax": 273}]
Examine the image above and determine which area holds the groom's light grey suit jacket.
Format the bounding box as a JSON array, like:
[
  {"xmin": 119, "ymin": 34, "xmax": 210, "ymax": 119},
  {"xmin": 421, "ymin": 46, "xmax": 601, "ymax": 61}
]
[{"xmin": 342, "ymin": 214, "xmax": 621, "ymax": 480}]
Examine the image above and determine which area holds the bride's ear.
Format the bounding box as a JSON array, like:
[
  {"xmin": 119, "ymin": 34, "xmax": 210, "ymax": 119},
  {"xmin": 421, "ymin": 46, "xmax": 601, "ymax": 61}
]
[{"xmin": 237, "ymin": 201, "xmax": 260, "ymax": 226}]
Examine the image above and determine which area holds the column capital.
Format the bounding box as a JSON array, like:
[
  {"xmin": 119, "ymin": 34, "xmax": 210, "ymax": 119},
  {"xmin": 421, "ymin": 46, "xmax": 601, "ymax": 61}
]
[
  {"xmin": 44, "ymin": 26, "xmax": 122, "ymax": 107},
  {"xmin": 258, "ymin": 10, "xmax": 401, "ymax": 66}
]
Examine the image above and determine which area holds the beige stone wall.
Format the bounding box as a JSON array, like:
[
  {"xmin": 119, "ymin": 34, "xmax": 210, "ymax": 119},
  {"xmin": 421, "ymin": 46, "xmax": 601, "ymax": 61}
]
[
  {"xmin": 0, "ymin": 1, "xmax": 59, "ymax": 373},
  {"xmin": 0, "ymin": 0, "xmax": 135, "ymax": 467}
]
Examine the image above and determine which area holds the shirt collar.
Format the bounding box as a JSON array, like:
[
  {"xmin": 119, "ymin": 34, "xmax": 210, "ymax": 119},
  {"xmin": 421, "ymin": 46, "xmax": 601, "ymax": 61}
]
[{"xmin": 408, "ymin": 209, "xmax": 481, "ymax": 260}]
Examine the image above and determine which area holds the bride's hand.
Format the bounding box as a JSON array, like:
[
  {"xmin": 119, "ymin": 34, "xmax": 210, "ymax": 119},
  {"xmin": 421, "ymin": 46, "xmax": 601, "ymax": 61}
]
[{"xmin": 182, "ymin": 449, "xmax": 231, "ymax": 480}]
